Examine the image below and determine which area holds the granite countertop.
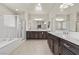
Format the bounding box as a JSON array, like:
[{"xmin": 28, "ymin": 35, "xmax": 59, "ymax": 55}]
[{"xmin": 48, "ymin": 31, "xmax": 79, "ymax": 45}]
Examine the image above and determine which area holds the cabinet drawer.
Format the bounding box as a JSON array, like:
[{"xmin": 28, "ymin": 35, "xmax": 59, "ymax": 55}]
[
  {"xmin": 62, "ymin": 46, "xmax": 75, "ymax": 55},
  {"xmin": 62, "ymin": 40, "xmax": 79, "ymax": 55}
]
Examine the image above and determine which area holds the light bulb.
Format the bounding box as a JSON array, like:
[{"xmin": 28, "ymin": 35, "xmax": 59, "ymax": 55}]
[
  {"xmin": 16, "ymin": 9, "xmax": 19, "ymax": 11},
  {"xmin": 35, "ymin": 3, "xmax": 42, "ymax": 11}
]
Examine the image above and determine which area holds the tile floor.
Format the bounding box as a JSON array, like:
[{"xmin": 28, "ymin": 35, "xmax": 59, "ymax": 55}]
[{"xmin": 10, "ymin": 40, "xmax": 53, "ymax": 55}]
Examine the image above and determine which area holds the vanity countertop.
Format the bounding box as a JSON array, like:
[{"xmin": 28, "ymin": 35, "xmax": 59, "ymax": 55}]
[
  {"xmin": 48, "ymin": 31, "xmax": 79, "ymax": 46},
  {"xmin": 26, "ymin": 29, "xmax": 50, "ymax": 31}
]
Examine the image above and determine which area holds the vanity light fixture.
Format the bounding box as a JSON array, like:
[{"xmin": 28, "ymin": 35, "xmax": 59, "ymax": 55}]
[
  {"xmin": 34, "ymin": 18, "xmax": 43, "ymax": 21},
  {"xmin": 56, "ymin": 18, "xmax": 64, "ymax": 22}
]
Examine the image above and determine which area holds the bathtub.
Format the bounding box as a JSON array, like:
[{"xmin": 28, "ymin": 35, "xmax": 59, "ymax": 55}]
[{"xmin": 0, "ymin": 38, "xmax": 25, "ymax": 55}]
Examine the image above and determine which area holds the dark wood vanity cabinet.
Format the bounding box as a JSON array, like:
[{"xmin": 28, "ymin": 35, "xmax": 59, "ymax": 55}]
[
  {"xmin": 53, "ymin": 37, "xmax": 60, "ymax": 55},
  {"xmin": 60, "ymin": 39, "xmax": 79, "ymax": 55},
  {"xmin": 47, "ymin": 33, "xmax": 54, "ymax": 53},
  {"xmin": 47, "ymin": 33, "xmax": 79, "ymax": 55},
  {"xmin": 42, "ymin": 31, "xmax": 48, "ymax": 39},
  {"xmin": 26, "ymin": 31, "xmax": 47, "ymax": 39},
  {"xmin": 27, "ymin": 31, "xmax": 79, "ymax": 55},
  {"xmin": 47, "ymin": 33, "xmax": 60, "ymax": 55}
]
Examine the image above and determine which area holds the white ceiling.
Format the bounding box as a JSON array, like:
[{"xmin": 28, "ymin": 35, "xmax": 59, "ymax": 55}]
[
  {"xmin": 2, "ymin": 3, "xmax": 79, "ymax": 15},
  {"xmin": 3, "ymin": 3, "xmax": 61, "ymax": 14}
]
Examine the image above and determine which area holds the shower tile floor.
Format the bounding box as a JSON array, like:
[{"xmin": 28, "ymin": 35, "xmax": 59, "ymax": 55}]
[{"xmin": 10, "ymin": 40, "xmax": 53, "ymax": 55}]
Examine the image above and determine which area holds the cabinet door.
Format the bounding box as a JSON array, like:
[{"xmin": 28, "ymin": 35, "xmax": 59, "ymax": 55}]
[
  {"xmin": 33, "ymin": 31, "xmax": 39, "ymax": 39},
  {"xmin": 62, "ymin": 40, "xmax": 79, "ymax": 55},
  {"xmin": 26, "ymin": 31, "xmax": 31, "ymax": 39},
  {"xmin": 42, "ymin": 32, "xmax": 47, "ymax": 39},
  {"xmin": 51, "ymin": 39, "xmax": 54, "ymax": 53},
  {"xmin": 59, "ymin": 39, "xmax": 63, "ymax": 54},
  {"xmin": 34, "ymin": 32, "xmax": 37, "ymax": 39},
  {"xmin": 47, "ymin": 33, "xmax": 54, "ymax": 52},
  {"xmin": 47, "ymin": 34, "xmax": 51, "ymax": 48},
  {"xmin": 30, "ymin": 31, "xmax": 35, "ymax": 39},
  {"xmin": 48, "ymin": 39, "xmax": 52, "ymax": 49},
  {"xmin": 35, "ymin": 31, "xmax": 38, "ymax": 39},
  {"xmin": 60, "ymin": 39, "xmax": 76, "ymax": 55},
  {"xmin": 27, "ymin": 31, "xmax": 47, "ymax": 39},
  {"xmin": 62, "ymin": 46, "xmax": 75, "ymax": 55},
  {"xmin": 26, "ymin": 31, "xmax": 36, "ymax": 39},
  {"xmin": 38, "ymin": 32, "xmax": 42, "ymax": 39},
  {"xmin": 48, "ymin": 34, "xmax": 50, "ymax": 46},
  {"xmin": 26, "ymin": 31, "xmax": 29, "ymax": 39},
  {"xmin": 53, "ymin": 37, "xmax": 60, "ymax": 55}
]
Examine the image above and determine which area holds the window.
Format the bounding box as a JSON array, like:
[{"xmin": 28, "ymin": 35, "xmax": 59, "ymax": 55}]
[{"xmin": 4, "ymin": 15, "xmax": 16, "ymax": 27}]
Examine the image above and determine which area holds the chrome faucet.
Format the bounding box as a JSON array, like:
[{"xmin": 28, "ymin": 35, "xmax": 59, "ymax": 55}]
[{"xmin": 63, "ymin": 31, "xmax": 69, "ymax": 35}]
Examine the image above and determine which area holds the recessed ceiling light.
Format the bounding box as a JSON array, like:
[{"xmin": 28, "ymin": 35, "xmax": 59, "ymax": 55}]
[
  {"xmin": 38, "ymin": 3, "xmax": 41, "ymax": 6},
  {"xmin": 70, "ymin": 3, "xmax": 74, "ymax": 6},
  {"xmin": 59, "ymin": 3, "xmax": 74, "ymax": 12},
  {"xmin": 59, "ymin": 3, "xmax": 74, "ymax": 10},
  {"xmin": 16, "ymin": 9, "xmax": 19, "ymax": 11},
  {"xmin": 35, "ymin": 3, "xmax": 42, "ymax": 11},
  {"xmin": 63, "ymin": 5, "xmax": 68, "ymax": 8},
  {"xmin": 60, "ymin": 5, "xmax": 63, "ymax": 8}
]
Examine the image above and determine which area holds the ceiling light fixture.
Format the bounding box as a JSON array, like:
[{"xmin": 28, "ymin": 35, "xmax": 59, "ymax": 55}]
[
  {"xmin": 63, "ymin": 3, "xmax": 74, "ymax": 6},
  {"xmin": 16, "ymin": 9, "xmax": 19, "ymax": 11},
  {"xmin": 59, "ymin": 3, "xmax": 74, "ymax": 11},
  {"xmin": 35, "ymin": 3, "xmax": 42, "ymax": 11}
]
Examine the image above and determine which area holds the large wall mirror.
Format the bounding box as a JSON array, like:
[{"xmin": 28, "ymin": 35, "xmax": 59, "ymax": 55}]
[
  {"xmin": 75, "ymin": 12, "xmax": 79, "ymax": 32},
  {"xmin": 28, "ymin": 13, "xmax": 50, "ymax": 30},
  {"xmin": 68, "ymin": 12, "xmax": 79, "ymax": 32},
  {"xmin": 55, "ymin": 18, "xmax": 66, "ymax": 30},
  {"xmin": 55, "ymin": 14, "xmax": 68, "ymax": 31}
]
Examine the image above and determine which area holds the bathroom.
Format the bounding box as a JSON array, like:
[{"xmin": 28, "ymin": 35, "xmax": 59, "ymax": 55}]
[{"xmin": 0, "ymin": 3, "xmax": 79, "ymax": 55}]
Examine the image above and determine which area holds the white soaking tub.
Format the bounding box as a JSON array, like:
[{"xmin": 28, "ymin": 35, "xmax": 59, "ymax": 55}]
[{"xmin": 0, "ymin": 38, "xmax": 25, "ymax": 55}]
